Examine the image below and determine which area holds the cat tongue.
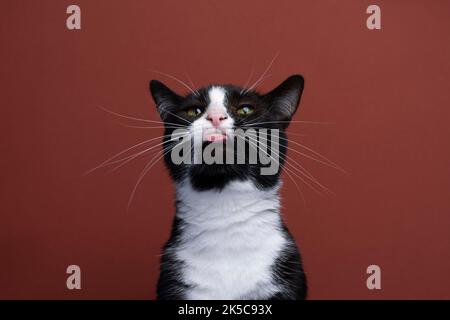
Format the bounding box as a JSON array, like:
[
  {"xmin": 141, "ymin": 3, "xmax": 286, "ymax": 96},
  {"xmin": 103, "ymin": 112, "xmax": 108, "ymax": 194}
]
[{"xmin": 205, "ymin": 133, "xmax": 227, "ymax": 142}]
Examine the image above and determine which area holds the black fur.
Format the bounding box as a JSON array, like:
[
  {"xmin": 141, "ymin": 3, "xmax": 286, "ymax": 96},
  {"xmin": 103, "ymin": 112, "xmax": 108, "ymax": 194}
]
[
  {"xmin": 156, "ymin": 215, "xmax": 189, "ymax": 299},
  {"xmin": 157, "ymin": 217, "xmax": 307, "ymax": 300},
  {"xmin": 150, "ymin": 75, "xmax": 307, "ymax": 300},
  {"xmin": 269, "ymin": 225, "xmax": 307, "ymax": 300}
]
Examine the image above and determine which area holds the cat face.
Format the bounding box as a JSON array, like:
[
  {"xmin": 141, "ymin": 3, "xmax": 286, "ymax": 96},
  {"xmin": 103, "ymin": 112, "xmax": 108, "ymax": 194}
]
[{"xmin": 149, "ymin": 75, "xmax": 304, "ymax": 191}]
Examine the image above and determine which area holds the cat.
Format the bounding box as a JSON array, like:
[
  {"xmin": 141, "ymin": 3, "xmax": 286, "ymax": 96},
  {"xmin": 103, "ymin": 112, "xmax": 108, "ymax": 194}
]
[{"xmin": 150, "ymin": 75, "xmax": 307, "ymax": 300}]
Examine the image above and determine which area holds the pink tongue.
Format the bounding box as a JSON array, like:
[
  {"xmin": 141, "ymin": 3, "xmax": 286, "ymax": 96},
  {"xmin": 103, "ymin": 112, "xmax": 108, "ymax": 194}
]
[{"xmin": 206, "ymin": 133, "xmax": 226, "ymax": 142}]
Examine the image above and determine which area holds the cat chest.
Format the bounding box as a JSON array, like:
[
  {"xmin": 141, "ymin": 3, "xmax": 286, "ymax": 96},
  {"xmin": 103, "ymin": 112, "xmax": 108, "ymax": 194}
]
[{"xmin": 175, "ymin": 217, "xmax": 286, "ymax": 299}]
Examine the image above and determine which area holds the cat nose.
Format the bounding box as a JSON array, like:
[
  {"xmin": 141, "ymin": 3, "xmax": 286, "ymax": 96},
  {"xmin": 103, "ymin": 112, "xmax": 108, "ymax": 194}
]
[{"xmin": 206, "ymin": 112, "xmax": 228, "ymax": 128}]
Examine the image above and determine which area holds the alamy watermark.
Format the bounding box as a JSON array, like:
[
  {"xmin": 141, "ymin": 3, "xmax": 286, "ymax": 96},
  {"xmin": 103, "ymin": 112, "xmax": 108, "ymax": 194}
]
[{"xmin": 169, "ymin": 128, "xmax": 280, "ymax": 175}]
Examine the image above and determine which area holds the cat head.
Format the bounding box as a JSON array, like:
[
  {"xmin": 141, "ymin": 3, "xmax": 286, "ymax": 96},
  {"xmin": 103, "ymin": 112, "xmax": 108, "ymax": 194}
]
[{"xmin": 149, "ymin": 75, "xmax": 304, "ymax": 191}]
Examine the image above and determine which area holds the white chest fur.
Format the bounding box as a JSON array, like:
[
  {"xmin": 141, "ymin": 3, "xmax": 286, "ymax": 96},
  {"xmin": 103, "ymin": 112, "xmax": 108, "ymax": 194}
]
[{"xmin": 174, "ymin": 180, "xmax": 286, "ymax": 300}]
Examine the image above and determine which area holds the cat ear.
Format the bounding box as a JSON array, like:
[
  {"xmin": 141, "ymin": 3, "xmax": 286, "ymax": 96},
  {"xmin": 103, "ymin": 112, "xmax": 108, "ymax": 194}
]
[
  {"xmin": 263, "ymin": 75, "xmax": 304, "ymax": 127},
  {"xmin": 149, "ymin": 80, "xmax": 182, "ymax": 119}
]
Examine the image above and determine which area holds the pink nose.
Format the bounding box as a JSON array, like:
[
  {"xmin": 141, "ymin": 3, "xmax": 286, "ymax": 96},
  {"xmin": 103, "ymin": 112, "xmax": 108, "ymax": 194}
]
[{"xmin": 206, "ymin": 112, "xmax": 228, "ymax": 128}]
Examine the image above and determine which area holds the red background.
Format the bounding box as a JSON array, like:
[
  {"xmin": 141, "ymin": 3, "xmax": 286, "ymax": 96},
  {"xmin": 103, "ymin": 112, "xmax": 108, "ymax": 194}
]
[{"xmin": 1, "ymin": 0, "xmax": 450, "ymax": 299}]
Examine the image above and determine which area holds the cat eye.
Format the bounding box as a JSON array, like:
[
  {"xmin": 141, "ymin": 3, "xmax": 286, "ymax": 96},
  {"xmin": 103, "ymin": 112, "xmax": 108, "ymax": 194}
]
[
  {"xmin": 236, "ymin": 104, "xmax": 254, "ymax": 116},
  {"xmin": 185, "ymin": 107, "xmax": 203, "ymax": 117}
]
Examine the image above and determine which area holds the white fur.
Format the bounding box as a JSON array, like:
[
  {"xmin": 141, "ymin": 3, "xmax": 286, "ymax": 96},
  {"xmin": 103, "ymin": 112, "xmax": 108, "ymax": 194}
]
[
  {"xmin": 207, "ymin": 86, "xmax": 227, "ymax": 114},
  {"xmin": 189, "ymin": 87, "xmax": 234, "ymax": 153},
  {"xmin": 174, "ymin": 180, "xmax": 286, "ymax": 299}
]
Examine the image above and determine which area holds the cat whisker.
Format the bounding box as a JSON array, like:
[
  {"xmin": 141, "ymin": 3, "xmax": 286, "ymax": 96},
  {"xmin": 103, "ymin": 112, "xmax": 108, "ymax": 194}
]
[
  {"xmin": 264, "ymin": 141, "xmax": 333, "ymax": 196},
  {"xmin": 284, "ymin": 131, "xmax": 310, "ymax": 138},
  {"xmin": 148, "ymin": 69, "xmax": 200, "ymax": 97},
  {"xmin": 284, "ymin": 139, "xmax": 345, "ymax": 174},
  {"xmin": 243, "ymin": 135, "xmax": 326, "ymax": 196},
  {"xmin": 282, "ymin": 168, "xmax": 308, "ymax": 210},
  {"xmin": 243, "ymin": 120, "xmax": 335, "ymax": 127},
  {"xmin": 237, "ymin": 126, "xmax": 310, "ymax": 138},
  {"xmin": 240, "ymin": 63, "xmax": 255, "ymax": 94},
  {"xmin": 109, "ymin": 137, "xmax": 187, "ymax": 171},
  {"xmin": 127, "ymin": 149, "xmax": 165, "ymax": 210},
  {"xmin": 280, "ymin": 157, "xmax": 328, "ymax": 196},
  {"xmin": 128, "ymin": 141, "xmax": 183, "ymax": 210},
  {"xmin": 244, "ymin": 74, "xmax": 272, "ymax": 94},
  {"xmin": 184, "ymin": 73, "xmax": 200, "ymax": 96},
  {"xmin": 99, "ymin": 105, "xmax": 190, "ymax": 128},
  {"xmin": 240, "ymin": 131, "xmax": 343, "ymax": 173},
  {"xmin": 282, "ymin": 163, "xmax": 323, "ymax": 197},
  {"xmin": 98, "ymin": 105, "xmax": 170, "ymax": 125},
  {"xmin": 163, "ymin": 110, "xmax": 193, "ymax": 125},
  {"xmin": 237, "ymin": 136, "xmax": 309, "ymax": 205},
  {"xmin": 254, "ymin": 133, "xmax": 345, "ymax": 174},
  {"xmin": 243, "ymin": 52, "xmax": 279, "ymax": 94},
  {"xmin": 117, "ymin": 123, "xmax": 186, "ymax": 130},
  {"xmin": 283, "ymin": 153, "xmax": 335, "ymax": 196},
  {"xmin": 84, "ymin": 133, "xmax": 182, "ymax": 175}
]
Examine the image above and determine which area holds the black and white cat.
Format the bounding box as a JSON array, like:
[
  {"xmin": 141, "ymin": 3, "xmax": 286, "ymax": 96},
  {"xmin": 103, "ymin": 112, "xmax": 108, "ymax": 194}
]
[{"xmin": 150, "ymin": 75, "xmax": 307, "ymax": 300}]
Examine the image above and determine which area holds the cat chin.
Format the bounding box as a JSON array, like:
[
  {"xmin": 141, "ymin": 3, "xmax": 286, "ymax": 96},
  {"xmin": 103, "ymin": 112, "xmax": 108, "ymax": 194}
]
[
  {"xmin": 184, "ymin": 163, "xmax": 280, "ymax": 192},
  {"xmin": 187, "ymin": 163, "xmax": 250, "ymax": 191}
]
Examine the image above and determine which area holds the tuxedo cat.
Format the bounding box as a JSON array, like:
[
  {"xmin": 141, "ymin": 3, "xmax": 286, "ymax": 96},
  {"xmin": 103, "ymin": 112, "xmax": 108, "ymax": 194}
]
[{"xmin": 150, "ymin": 75, "xmax": 307, "ymax": 300}]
